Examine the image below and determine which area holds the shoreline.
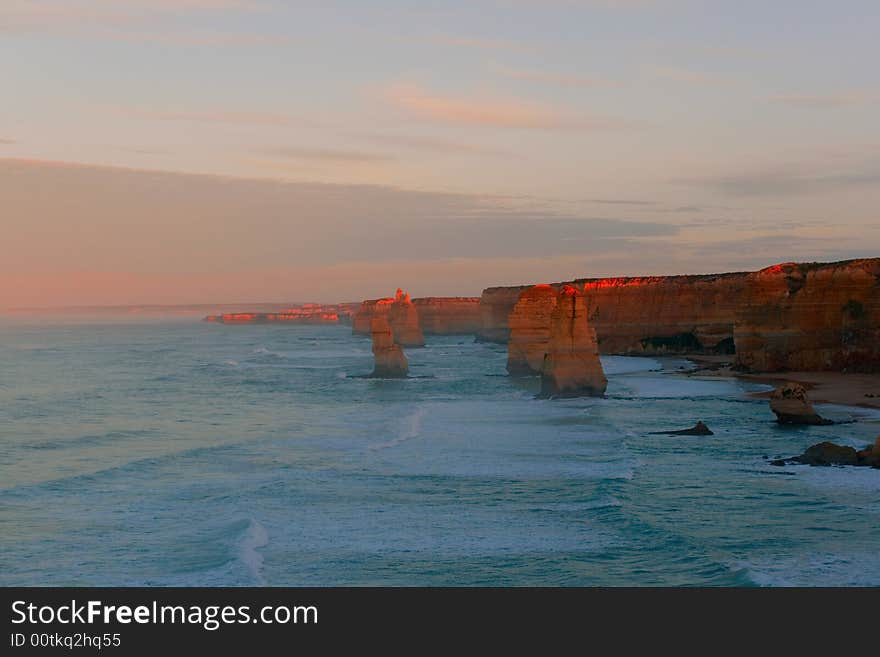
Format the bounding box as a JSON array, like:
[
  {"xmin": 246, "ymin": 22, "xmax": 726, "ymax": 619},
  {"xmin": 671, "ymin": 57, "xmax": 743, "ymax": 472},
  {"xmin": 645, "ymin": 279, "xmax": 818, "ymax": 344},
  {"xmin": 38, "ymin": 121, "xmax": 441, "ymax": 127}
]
[{"xmin": 681, "ymin": 354, "xmax": 880, "ymax": 411}]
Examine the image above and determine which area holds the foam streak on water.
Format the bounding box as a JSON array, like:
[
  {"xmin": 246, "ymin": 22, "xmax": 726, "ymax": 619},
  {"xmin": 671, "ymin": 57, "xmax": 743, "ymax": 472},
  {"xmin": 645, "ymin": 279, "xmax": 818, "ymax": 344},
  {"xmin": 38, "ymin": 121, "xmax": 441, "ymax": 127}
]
[{"xmin": 0, "ymin": 318, "xmax": 878, "ymax": 586}]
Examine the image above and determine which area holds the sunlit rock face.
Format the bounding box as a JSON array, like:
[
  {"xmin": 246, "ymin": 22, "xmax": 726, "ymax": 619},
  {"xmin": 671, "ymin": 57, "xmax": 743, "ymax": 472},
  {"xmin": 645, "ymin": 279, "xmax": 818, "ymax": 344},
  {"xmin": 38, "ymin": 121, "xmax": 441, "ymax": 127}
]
[
  {"xmin": 413, "ymin": 297, "xmax": 481, "ymax": 335},
  {"xmin": 353, "ymin": 294, "xmax": 479, "ymax": 337},
  {"xmin": 506, "ymin": 284, "xmax": 558, "ymax": 376},
  {"xmin": 479, "ymin": 273, "xmax": 749, "ymax": 352},
  {"xmin": 734, "ymin": 259, "xmax": 880, "ymax": 372},
  {"xmin": 477, "ymin": 286, "xmax": 529, "ymax": 343},
  {"xmin": 370, "ymin": 316, "xmax": 408, "ymax": 378},
  {"xmin": 387, "ymin": 289, "xmax": 425, "ymax": 347},
  {"xmin": 539, "ymin": 286, "xmax": 607, "ymax": 398}
]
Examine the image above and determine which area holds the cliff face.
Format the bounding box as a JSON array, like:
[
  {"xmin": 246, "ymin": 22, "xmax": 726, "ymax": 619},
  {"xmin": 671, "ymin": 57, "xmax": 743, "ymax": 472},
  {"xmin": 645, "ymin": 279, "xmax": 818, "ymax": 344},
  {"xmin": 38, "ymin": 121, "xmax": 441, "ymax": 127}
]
[
  {"xmin": 479, "ymin": 273, "xmax": 748, "ymax": 354},
  {"xmin": 579, "ymin": 272, "xmax": 749, "ymax": 354},
  {"xmin": 734, "ymin": 259, "xmax": 880, "ymax": 372},
  {"xmin": 507, "ymin": 285, "xmax": 557, "ymax": 376},
  {"xmin": 387, "ymin": 289, "xmax": 425, "ymax": 347},
  {"xmin": 370, "ymin": 316, "xmax": 408, "ymax": 378},
  {"xmin": 477, "ymin": 286, "xmax": 529, "ymax": 342},
  {"xmin": 413, "ymin": 297, "xmax": 481, "ymax": 334},
  {"xmin": 540, "ymin": 286, "xmax": 607, "ymax": 397},
  {"xmin": 354, "ymin": 295, "xmax": 480, "ymax": 336}
]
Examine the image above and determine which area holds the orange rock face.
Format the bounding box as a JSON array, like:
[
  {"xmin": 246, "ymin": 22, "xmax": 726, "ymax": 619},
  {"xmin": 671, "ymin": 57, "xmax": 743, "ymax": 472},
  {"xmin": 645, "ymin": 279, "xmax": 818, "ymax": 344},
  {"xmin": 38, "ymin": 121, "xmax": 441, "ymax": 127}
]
[
  {"xmin": 477, "ymin": 286, "xmax": 530, "ymax": 342},
  {"xmin": 355, "ymin": 295, "xmax": 480, "ymax": 336},
  {"xmin": 370, "ymin": 316, "xmax": 408, "ymax": 378},
  {"xmin": 540, "ymin": 286, "xmax": 607, "ymax": 397},
  {"xmin": 413, "ymin": 297, "xmax": 481, "ymax": 334},
  {"xmin": 480, "ymin": 274, "xmax": 748, "ymax": 352},
  {"xmin": 507, "ymin": 284, "xmax": 558, "ymax": 376},
  {"xmin": 734, "ymin": 259, "xmax": 880, "ymax": 372},
  {"xmin": 387, "ymin": 288, "xmax": 425, "ymax": 347}
]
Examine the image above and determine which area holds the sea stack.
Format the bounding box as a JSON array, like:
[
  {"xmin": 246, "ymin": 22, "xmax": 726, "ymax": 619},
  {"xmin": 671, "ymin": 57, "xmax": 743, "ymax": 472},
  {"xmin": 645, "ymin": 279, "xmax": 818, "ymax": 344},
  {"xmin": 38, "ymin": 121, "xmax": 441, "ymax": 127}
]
[
  {"xmin": 507, "ymin": 284, "xmax": 558, "ymax": 376},
  {"xmin": 769, "ymin": 383, "xmax": 831, "ymax": 425},
  {"xmin": 540, "ymin": 285, "xmax": 607, "ymax": 397},
  {"xmin": 388, "ymin": 288, "xmax": 425, "ymax": 347},
  {"xmin": 370, "ymin": 316, "xmax": 408, "ymax": 378}
]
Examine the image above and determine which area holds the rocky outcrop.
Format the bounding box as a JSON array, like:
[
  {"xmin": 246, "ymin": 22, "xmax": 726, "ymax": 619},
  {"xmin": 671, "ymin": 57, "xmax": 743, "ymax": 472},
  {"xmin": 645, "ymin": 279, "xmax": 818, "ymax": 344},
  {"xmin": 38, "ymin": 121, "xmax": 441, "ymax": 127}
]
[
  {"xmin": 479, "ymin": 258, "xmax": 880, "ymax": 373},
  {"xmin": 412, "ymin": 297, "xmax": 481, "ymax": 334},
  {"xmin": 734, "ymin": 259, "xmax": 880, "ymax": 372},
  {"xmin": 539, "ymin": 286, "xmax": 607, "ymax": 398},
  {"xmin": 204, "ymin": 302, "xmax": 360, "ymax": 324},
  {"xmin": 651, "ymin": 421, "xmax": 714, "ymax": 436},
  {"xmin": 479, "ymin": 273, "xmax": 749, "ymax": 351},
  {"xmin": 370, "ymin": 316, "xmax": 408, "ymax": 378},
  {"xmin": 769, "ymin": 383, "xmax": 832, "ymax": 425},
  {"xmin": 771, "ymin": 437, "xmax": 880, "ymax": 467},
  {"xmin": 354, "ymin": 295, "xmax": 480, "ymax": 337},
  {"xmin": 387, "ymin": 289, "xmax": 425, "ymax": 347},
  {"xmin": 507, "ymin": 285, "xmax": 558, "ymax": 376},
  {"xmin": 477, "ymin": 286, "xmax": 529, "ymax": 343}
]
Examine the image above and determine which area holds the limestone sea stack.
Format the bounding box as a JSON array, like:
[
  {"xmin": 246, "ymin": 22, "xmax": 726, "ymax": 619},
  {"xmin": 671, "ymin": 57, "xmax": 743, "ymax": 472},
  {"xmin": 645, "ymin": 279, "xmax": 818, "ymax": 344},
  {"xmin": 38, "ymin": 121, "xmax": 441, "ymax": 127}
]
[
  {"xmin": 769, "ymin": 383, "xmax": 832, "ymax": 425},
  {"xmin": 507, "ymin": 284, "xmax": 558, "ymax": 376},
  {"xmin": 540, "ymin": 285, "xmax": 607, "ymax": 398},
  {"xmin": 387, "ymin": 288, "xmax": 425, "ymax": 347},
  {"xmin": 370, "ymin": 316, "xmax": 408, "ymax": 378}
]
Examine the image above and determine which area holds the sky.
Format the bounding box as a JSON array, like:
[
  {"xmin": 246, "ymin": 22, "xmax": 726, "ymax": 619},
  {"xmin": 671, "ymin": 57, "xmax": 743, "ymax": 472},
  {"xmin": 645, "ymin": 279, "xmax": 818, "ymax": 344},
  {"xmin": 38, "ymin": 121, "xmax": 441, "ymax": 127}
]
[{"xmin": 1, "ymin": 0, "xmax": 879, "ymax": 307}]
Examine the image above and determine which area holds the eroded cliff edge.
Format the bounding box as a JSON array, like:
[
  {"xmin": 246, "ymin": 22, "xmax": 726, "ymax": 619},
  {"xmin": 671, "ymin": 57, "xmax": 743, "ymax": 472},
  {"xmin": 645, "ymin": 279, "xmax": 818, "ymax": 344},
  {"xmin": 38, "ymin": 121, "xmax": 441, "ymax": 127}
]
[{"xmin": 484, "ymin": 258, "xmax": 880, "ymax": 373}]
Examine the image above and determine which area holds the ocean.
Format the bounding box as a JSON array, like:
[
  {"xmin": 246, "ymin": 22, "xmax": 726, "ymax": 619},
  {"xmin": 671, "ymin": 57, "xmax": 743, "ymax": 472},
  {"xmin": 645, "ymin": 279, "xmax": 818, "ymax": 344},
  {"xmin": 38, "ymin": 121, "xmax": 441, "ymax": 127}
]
[{"xmin": 1, "ymin": 318, "xmax": 878, "ymax": 586}]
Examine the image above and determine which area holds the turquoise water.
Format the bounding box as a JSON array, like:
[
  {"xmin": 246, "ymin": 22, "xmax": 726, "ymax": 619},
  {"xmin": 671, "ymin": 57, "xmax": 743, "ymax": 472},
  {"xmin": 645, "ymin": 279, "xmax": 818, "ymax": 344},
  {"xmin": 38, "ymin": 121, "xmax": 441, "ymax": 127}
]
[{"xmin": 1, "ymin": 318, "xmax": 878, "ymax": 586}]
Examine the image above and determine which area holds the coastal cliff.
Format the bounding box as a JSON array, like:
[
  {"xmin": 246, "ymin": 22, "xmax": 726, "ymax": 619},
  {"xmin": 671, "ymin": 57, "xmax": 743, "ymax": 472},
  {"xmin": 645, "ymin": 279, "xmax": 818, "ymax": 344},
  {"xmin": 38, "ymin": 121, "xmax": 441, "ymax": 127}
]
[
  {"xmin": 353, "ymin": 295, "xmax": 481, "ymax": 336},
  {"xmin": 413, "ymin": 297, "xmax": 481, "ymax": 334},
  {"xmin": 481, "ymin": 258, "xmax": 880, "ymax": 373},
  {"xmin": 539, "ymin": 286, "xmax": 607, "ymax": 397},
  {"xmin": 387, "ymin": 289, "xmax": 425, "ymax": 347},
  {"xmin": 734, "ymin": 259, "xmax": 880, "ymax": 372},
  {"xmin": 480, "ymin": 273, "xmax": 748, "ymax": 354},
  {"xmin": 507, "ymin": 284, "xmax": 557, "ymax": 376}
]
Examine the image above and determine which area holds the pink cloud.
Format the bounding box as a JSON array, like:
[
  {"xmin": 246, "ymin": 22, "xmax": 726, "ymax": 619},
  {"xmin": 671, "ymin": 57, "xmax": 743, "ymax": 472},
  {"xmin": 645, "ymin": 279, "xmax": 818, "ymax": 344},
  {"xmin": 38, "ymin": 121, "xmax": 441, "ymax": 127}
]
[{"xmin": 382, "ymin": 83, "xmax": 632, "ymax": 130}]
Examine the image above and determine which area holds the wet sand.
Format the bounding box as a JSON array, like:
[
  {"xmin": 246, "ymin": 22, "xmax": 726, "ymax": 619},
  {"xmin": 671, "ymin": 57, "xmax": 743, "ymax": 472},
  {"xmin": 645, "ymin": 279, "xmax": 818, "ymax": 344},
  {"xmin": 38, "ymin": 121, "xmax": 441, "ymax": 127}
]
[{"xmin": 683, "ymin": 354, "xmax": 880, "ymax": 410}]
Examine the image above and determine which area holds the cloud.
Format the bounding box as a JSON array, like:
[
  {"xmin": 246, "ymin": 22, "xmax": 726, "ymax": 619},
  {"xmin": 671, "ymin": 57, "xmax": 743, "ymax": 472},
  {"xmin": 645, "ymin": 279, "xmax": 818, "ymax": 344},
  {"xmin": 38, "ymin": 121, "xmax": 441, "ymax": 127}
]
[
  {"xmin": 0, "ymin": 0, "xmax": 260, "ymax": 32},
  {"xmin": 494, "ymin": 65, "xmax": 618, "ymax": 88},
  {"xmin": 351, "ymin": 133, "xmax": 509, "ymax": 156},
  {"xmin": 422, "ymin": 34, "xmax": 531, "ymax": 52},
  {"xmin": 770, "ymin": 94, "xmax": 869, "ymax": 109},
  {"xmin": 681, "ymin": 162, "xmax": 880, "ymax": 197},
  {"xmin": 263, "ymin": 148, "xmax": 393, "ymax": 164},
  {"xmin": 653, "ymin": 66, "xmax": 722, "ymax": 85},
  {"xmin": 113, "ymin": 106, "xmax": 304, "ymax": 127},
  {"xmin": 382, "ymin": 83, "xmax": 634, "ymax": 130},
  {"xmin": 100, "ymin": 29, "xmax": 291, "ymax": 48},
  {"xmin": 0, "ymin": 158, "xmax": 675, "ymax": 276},
  {"xmin": 0, "ymin": 139, "xmax": 16, "ymax": 145}
]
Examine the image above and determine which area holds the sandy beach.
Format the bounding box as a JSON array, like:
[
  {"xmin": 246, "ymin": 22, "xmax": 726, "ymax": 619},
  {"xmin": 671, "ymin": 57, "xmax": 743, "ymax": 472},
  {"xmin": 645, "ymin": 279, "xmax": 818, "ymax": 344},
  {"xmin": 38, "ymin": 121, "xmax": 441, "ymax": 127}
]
[{"xmin": 684, "ymin": 354, "xmax": 880, "ymax": 411}]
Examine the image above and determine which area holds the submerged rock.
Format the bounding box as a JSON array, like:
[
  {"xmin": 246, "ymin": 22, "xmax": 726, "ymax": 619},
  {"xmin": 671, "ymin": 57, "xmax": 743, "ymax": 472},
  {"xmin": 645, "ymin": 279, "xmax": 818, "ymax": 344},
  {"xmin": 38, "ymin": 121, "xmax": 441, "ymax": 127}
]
[
  {"xmin": 539, "ymin": 285, "xmax": 607, "ymax": 398},
  {"xmin": 771, "ymin": 437, "xmax": 880, "ymax": 468},
  {"xmin": 370, "ymin": 316, "xmax": 408, "ymax": 378},
  {"xmin": 651, "ymin": 421, "xmax": 714, "ymax": 436},
  {"xmin": 769, "ymin": 383, "xmax": 832, "ymax": 425}
]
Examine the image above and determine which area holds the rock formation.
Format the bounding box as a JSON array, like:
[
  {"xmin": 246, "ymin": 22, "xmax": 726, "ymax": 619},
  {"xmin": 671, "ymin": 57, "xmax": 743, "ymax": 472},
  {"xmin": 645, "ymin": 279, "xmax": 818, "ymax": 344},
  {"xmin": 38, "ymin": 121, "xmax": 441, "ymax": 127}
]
[
  {"xmin": 387, "ymin": 289, "xmax": 425, "ymax": 347},
  {"xmin": 412, "ymin": 297, "xmax": 481, "ymax": 334},
  {"xmin": 771, "ymin": 437, "xmax": 880, "ymax": 468},
  {"xmin": 769, "ymin": 383, "xmax": 832, "ymax": 425},
  {"xmin": 477, "ymin": 258, "xmax": 880, "ymax": 373},
  {"xmin": 539, "ymin": 285, "xmax": 608, "ymax": 398},
  {"xmin": 353, "ymin": 295, "xmax": 480, "ymax": 336},
  {"xmin": 507, "ymin": 284, "xmax": 558, "ymax": 376},
  {"xmin": 370, "ymin": 316, "xmax": 408, "ymax": 378},
  {"xmin": 651, "ymin": 421, "xmax": 714, "ymax": 436},
  {"xmin": 734, "ymin": 259, "xmax": 880, "ymax": 372}
]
